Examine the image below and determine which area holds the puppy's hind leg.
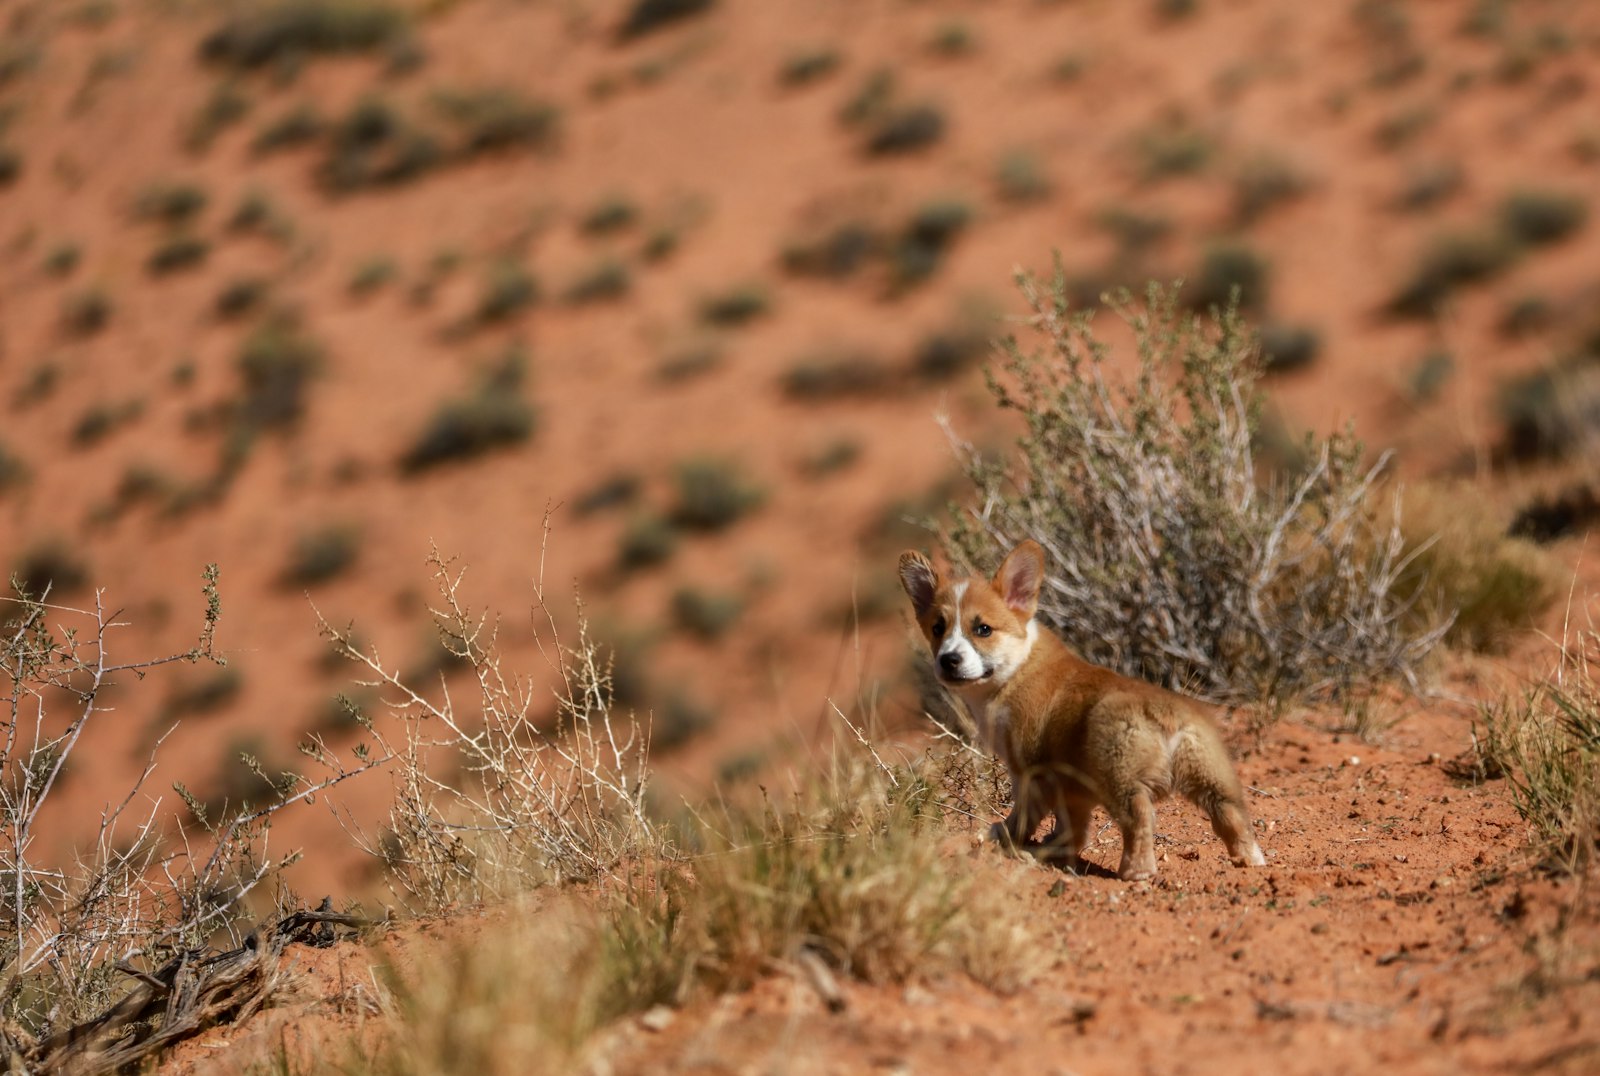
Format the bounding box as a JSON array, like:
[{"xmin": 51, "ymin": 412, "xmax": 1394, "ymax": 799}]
[
  {"xmin": 1178, "ymin": 738, "xmax": 1265, "ymax": 868},
  {"xmin": 1108, "ymin": 786, "xmax": 1159, "ymax": 881}
]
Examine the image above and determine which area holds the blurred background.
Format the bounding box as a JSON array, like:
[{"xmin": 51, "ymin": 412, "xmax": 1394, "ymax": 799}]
[{"xmin": 2, "ymin": 0, "xmax": 1597, "ymax": 891}]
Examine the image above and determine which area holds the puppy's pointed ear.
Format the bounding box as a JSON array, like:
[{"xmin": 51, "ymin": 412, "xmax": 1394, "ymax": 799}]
[
  {"xmin": 898, "ymin": 551, "xmax": 939, "ymax": 618},
  {"xmin": 994, "ymin": 540, "xmax": 1045, "ymax": 620}
]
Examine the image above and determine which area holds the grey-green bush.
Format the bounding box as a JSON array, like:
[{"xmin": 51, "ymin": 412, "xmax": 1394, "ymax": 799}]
[{"xmin": 942, "ymin": 274, "xmax": 1449, "ymax": 703}]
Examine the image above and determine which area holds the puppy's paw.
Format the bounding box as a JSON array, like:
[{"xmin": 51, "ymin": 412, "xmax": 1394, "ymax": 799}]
[{"xmin": 1232, "ymin": 842, "xmax": 1267, "ymax": 868}]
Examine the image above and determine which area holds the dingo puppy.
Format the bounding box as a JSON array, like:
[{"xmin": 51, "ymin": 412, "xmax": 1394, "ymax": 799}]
[{"xmin": 899, "ymin": 540, "xmax": 1265, "ymax": 880}]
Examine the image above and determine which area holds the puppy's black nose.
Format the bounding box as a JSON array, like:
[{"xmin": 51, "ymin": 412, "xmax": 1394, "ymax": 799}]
[{"xmin": 938, "ymin": 652, "xmax": 962, "ymax": 674}]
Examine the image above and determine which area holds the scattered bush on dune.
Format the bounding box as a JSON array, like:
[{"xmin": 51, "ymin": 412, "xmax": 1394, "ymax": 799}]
[
  {"xmin": 199, "ymin": 1, "xmax": 411, "ymax": 70},
  {"xmin": 400, "ymin": 346, "xmax": 536, "ymax": 473},
  {"xmin": 616, "ymin": 0, "xmax": 715, "ymax": 42},
  {"xmin": 943, "ymin": 273, "xmax": 1452, "ymax": 704},
  {"xmin": 669, "ymin": 458, "xmax": 764, "ymax": 531}
]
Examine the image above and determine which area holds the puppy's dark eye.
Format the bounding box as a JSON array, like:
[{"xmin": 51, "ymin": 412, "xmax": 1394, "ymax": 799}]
[
  {"xmin": 931, "ymin": 618, "xmax": 946, "ymax": 638},
  {"xmin": 974, "ymin": 622, "xmax": 992, "ymax": 637}
]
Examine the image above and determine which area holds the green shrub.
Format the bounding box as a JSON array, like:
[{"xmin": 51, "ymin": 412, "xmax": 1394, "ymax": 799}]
[
  {"xmin": 650, "ymin": 691, "xmax": 715, "ymax": 751},
  {"xmin": 252, "ymin": 103, "xmax": 324, "ymax": 154},
  {"xmin": 348, "ymin": 255, "xmax": 397, "ymax": 297},
  {"xmin": 1387, "ymin": 229, "xmax": 1518, "ymax": 317},
  {"xmin": 890, "ymin": 200, "xmax": 970, "ymax": 290},
  {"xmin": 910, "ymin": 321, "xmax": 990, "ymax": 382},
  {"xmin": 1498, "ymin": 295, "xmax": 1554, "ymax": 338},
  {"xmin": 146, "ymin": 234, "xmax": 211, "ymax": 275},
  {"xmin": 994, "ymin": 150, "xmax": 1052, "ymax": 204},
  {"xmin": 199, "ymin": 1, "xmax": 410, "ymax": 69},
  {"xmin": 927, "ymin": 22, "xmax": 976, "ymax": 57},
  {"xmin": 574, "ymin": 473, "xmax": 641, "ymax": 516},
  {"xmin": 778, "ymin": 47, "xmax": 841, "ymax": 87},
  {"xmin": 433, "ymin": 87, "xmax": 558, "ymax": 155},
  {"xmin": 133, "ymin": 182, "xmax": 207, "ymax": 224},
  {"xmin": 782, "ymin": 349, "xmax": 892, "ymax": 400},
  {"xmin": 1096, "ymin": 206, "xmax": 1173, "ymax": 252},
  {"xmin": 60, "ymin": 288, "xmax": 111, "ymax": 336},
  {"xmin": 71, "ymin": 400, "xmax": 141, "ymax": 447},
  {"xmin": 215, "ymin": 276, "xmax": 269, "ymax": 320},
  {"xmin": 616, "ymin": 0, "xmax": 714, "ymax": 41},
  {"xmin": 161, "ymin": 667, "xmax": 244, "ymax": 719},
  {"xmin": 1392, "ymin": 160, "xmax": 1463, "ymax": 212},
  {"xmin": 1257, "ymin": 322, "xmax": 1320, "ymax": 374},
  {"xmin": 1185, "ymin": 242, "xmax": 1269, "ymax": 313},
  {"xmin": 654, "ymin": 344, "xmax": 722, "ymax": 383},
  {"xmin": 579, "ymin": 195, "xmax": 638, "ymax": 236},
  {"xmin": 400, "ymin": 347, "xmax": 536, "ymax": 473},
  {"xmin": 1134, "ymin": 120, "xmax": 1213, "ymax": 180},
  {"xmin": 864, "ymin": 103, "xmax": 945, "ymax": 156},
  {"xmin": 671, "ymin": 458, "xmax": 763, "ymax": 531},
  {"xmin": 317, "ymin": 97, "xmax": 441, "ymax": 192},
  {"xmin": 1498, "ymin": 359, "xmax": 1600, "ymax": 461},
  {"xmin": 42, "ymin": 243, "xmax": 81, "ymax": 277},
  {"xmin": 474, "ymin": 260, "xmax": 539, "ymax": 324},
  {"xmin": 185, "ymin": 82, "xmax": 251, "ymax": 153},
  {"xmin": 1498, "ymin": 189, "xmax": 1588, "ymax": 247},
  {"xmin": 564, "ymin": 259, "xmax": 631, "ymax": 304},
  {"xmin": 1510, "ymin": 483, "xmax": 1600, "ymax": 544},
  {"xmin": 781, "ymin": 222, "xmax": 879, "ymax": 279},
  {"xmin": 282, "ymin": 524, "xmax": 361, "ymax": 586},
  {"xmin": 670, "ymin": 586, "xmax": 744, "ymax": 640},
  {"xmin": 617, "ymin": 514, "xmax": 678, "ymax": 570},
  {"xmin": 11, "ymin": 543, "xmax": 89, "ymax": 598},
  {"xmin": 944, "ymin": 277, "xmax": 1449, "ymax": 703},
  {"xmin": 1408, "ymin": 349, "xmax": 1455, "ymax": 403},
  {"xmin": 0, "ymin": 442, "xmax": 26, "ymax": 494},
  {"xmin": 799, "ymin": 438, "xmax": 861, "ymax": 478},
  {"xmin": 1231, "ymin": 153, "xmax": 1308, "ymax": 224},
  {"xmin": 699, "ymin": 284, "xmax": 769, "ymax": 326},
  {"xmin": 235, "ymin": 313, "xmax": 324, "ymax": 431},
  {"xmin": 0, "ymin": 146, "xmax": 21, "ymax": 187}
]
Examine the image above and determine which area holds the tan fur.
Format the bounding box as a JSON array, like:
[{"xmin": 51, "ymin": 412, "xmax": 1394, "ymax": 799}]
[{"xmin": 899, "ymin": 541, "xmax": 1266, "ymax": 880}]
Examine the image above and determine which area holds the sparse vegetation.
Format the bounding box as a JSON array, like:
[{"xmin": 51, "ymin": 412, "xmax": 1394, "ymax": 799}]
[
  {"xmin": 1134, "ymin": 119, "xmax": 1213, "ymax": 180},
  {"xmin": 282, "ymin": 523, "xmax": 362, "ymax": 586},
  {"xmin": 863, "ymin": 103, "xmax": 946, "ymax": 156},
  {"xmin": 433, "ymin": 87, "xmax": 558, "ymax": 156},
  {"xmin": 890, "ymin": 199, "xmax": 971, "ymax": 291},
  {"xmin": 1231, "ymin": 153, "xmax": 1308, "ymax": 224},
  {"xmin": 185, "ymin": 81, "xmax": 251, "ymax": 153},
  {"xmin": 671, "ymin": 458, "xmax": 763, "ymax": 531},
  {"xmin": 348, "ymin": 255, "xmax": 398, "ymax": 297},
  {"xmin": 944, "ymin": 276, "xmax": 1452, "ymax": 703},
  {"xmin": 699, "ymin": 283, "xmax": 769, "ymax": 326},
  {"xmin": 1185, "ymin": 241, "xmax": 1269, "ymax": 313},
  {"xmin": 199, "ymin": 1, "xmax": 411, "ymax": 70},
  {"xmin": 782, "ymin": 221, "xmax": 879, "ymax": 280},
  {"xmin": 655, "ymin": 343, "xmax": 722, "ymax": 383},
  {"xmin": 473, "ymin": 259, "xmax": 540, "ymax": 324},
  {"xmin": 1498, "ymin": 188, "xmax": 1588, "ymax": 247},
  {"xmin": 1258, "ymin": 322, "xmax": 1321, "ymax": 374},
  {"xmin": 11, "ymin": 543, "xmax": 89, "ymax": 597},
  {"xmin": 995, "ymin": 150, "xmax": 1053, "ymax": 204},
  {"xmin": 400, "ymin": 346, "xmax": 536, "ymax": 473},
  {"xmin": 782, "ymin": 348, "xmax": 892, "ymax": 400},
  {"xmin": 215, "ymin": 276, "xmax": 269, "ymax": 320},
  {"xmin": 233, "ymin": 312, "xmax": 325, "ymax": 434},
  {"xmin": 1498, "ymin": 360, "xmax": 1600, "ymax": 462},
  {"xmin": 779, "ymin": 47, "xmax": 841, "ymax": 87},
  {"xmin": 317, "ymin": 97, "xmax": 441, "ymax": 192},
  {"xmin": 60, "ymin": 287, "xmax": 111, "ymax": 336},
  {"xmin": 252, "ymin": 102, "xmax": 324, "ymax": 154},
  {"xmin": 618, "ymin": 514, "xmax": 679, "ymax": 570},
  {"xmin": 670, "ymin": 586, "xmax": 744, "ymax": 640},
  {"xmin": 564, "ymin": 258, "xmax": 631, "ymax": 304},
  {"xmin": 617, "ymin": 0, "xmax": 715, "ymax": 41},
  {"xmin": 133, "ymin": 181, "xmax": 208, "ymax": 225},
  {"xmin": 580, "ymin": 195, "xmax": 638, "ymax": 236},
  {"xmin": 42, "ymin": 242, "xmax": 81, "ymax": 277},
  {"xmin": 1477, "ymin": 632, "xmax": 1600, "ymax": 871},
  {"xmin": 1387, "ymin": 229, "xmax": 1518, "ymax": 317},
  {"xmin": 146, "ymin": 233, "xmax": 211, "ymax": 275}
]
